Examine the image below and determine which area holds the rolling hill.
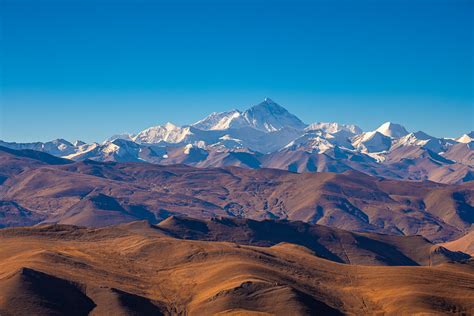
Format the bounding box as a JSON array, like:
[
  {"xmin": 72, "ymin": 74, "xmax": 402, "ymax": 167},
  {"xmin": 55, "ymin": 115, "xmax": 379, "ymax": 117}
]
[{"xmin": 0, "ymin": 223, "xmax": 473, "ymax": 315}]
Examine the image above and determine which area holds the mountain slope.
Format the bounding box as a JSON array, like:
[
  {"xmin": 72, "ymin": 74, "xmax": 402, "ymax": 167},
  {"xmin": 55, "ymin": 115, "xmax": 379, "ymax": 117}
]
[
  {"xmin": 352, "ymin": 131, "xmax": 392, "ymax": 153},
  {"xmin": 441, "ymin": 230, "xmax": 474, "ymax": 255}
]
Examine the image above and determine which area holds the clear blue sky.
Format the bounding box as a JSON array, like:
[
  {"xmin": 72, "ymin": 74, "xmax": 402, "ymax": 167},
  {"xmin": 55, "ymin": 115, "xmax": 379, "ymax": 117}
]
[{"xmin": 1, "ymin": 0, "xmax": 473, "ymax": 143}]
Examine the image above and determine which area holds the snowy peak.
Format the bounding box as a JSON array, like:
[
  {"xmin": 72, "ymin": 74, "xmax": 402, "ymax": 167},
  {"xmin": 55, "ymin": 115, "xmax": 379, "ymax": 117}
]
[
  {"xmin": 352, "ymin": 131, "xmax": 392, "ymax": 153},
  {"xmin": 164, "ymin": 122, "xmax": 178, "ymax": 129},
  {"xmin": 456, "ymin": 132, "xmax": 474, "ymax": 143},
  {"xmin": 375, "ymin": 122, "xmax": 409, "ymax": 138},
  {"xmin": 104, "ymin": 133, "xmax": 134, "ymax": 143},
  {"xmin": 412, "ymin": 131, "xmax": 434, "ymax": 140},
  {"xmin": 306, "ymin": 122, "xmax": 362, "ymax": 134},
  {"xmin": 192, "ymin": 98, "xmax": 306, "ymax": 132},
  {"xmin": 73, "ymin": 140, "xmax": 86, "ymax": 147},
  {"xmin": 133, "ymin": 122, "xmax": 191, "ymax": 144},
  {"xmin": 242, "ymin": 98, "xmax": 307, "ymax": 132},
  {"xmin": 192, "ymin": 110, "xmax": 244, "ymax": 130},
  {"xmin": 395, "ymin": 131, "xmax": 435, "ymax": 146}
]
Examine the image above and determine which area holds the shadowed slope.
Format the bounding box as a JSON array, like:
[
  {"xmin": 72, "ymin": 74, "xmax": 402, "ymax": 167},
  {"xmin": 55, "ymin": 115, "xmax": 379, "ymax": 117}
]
[
  {"xmin": 0, "ymin": 267, "xmax": 95, "ymax": 316},
  {"xmin": 155, "ymin": 216, "xmax": 470, "ymax": 266},
  {"xmin": 53, "ymin": 193, "xmax": 157, "ymax": 227},
  {"xmin": 441, "ymin": 230, "xmax": 474, "ymax": 255}
]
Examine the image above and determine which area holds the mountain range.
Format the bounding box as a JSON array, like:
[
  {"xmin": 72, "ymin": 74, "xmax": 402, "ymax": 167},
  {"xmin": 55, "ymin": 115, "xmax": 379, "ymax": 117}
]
[
  {"xmin": 1, "ymin": 98, "xmax": 473, "ymax": 184},
  {"xmin": 2, "ymin": 145, "xmax": 473, "ymax": 243}
]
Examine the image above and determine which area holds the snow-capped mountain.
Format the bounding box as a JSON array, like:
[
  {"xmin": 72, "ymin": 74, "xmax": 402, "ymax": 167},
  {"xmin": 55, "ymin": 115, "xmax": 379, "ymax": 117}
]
[
  {"xmin": 133, "ymin": 122, "xmax": 192, "ymax": 144},
  {"xmin": 456, "ymin": 132, "xmax": 474, "ymax": 144},
  {"xmin": 192, "ymin": 98, "xmax": 306, "ymax": 132},
  {"xmin": 65, "ymin": 139, "xmax": 142, "ymax": 162},
  {"xmin": 352, "ymin": 131, "xmax": 392, "ymax": 153},
  {"xmin": 284, "ymin": 129, "xmax": 355, "ymax": 153},
  {"xmin": 240, "ymin": 98, "xmax": 307, "ymax": 132},
  {"xmin": 305, "ymin": 122, "xmax": 362, "ymax": 134},
  {"xmin": 104, "ymin": 133, "xmax": 134, "ymax": 143},
  {"xmin": 391, "ymin": 131, "xmax": 455, "ymax": 154},
  {"xmin": 1, "ymin": 98, "xmax": 472, "ymax": 184},
  {"xmin": 375, "ymin": 122, "xmax": 409, "ymax": 138},
  {"xmin": 0, "ymin": 139, "xmax": 78, "ymax": 156}
]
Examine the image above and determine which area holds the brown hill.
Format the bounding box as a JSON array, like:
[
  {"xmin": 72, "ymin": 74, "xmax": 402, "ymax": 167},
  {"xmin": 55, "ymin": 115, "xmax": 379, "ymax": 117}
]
[
  {"xmin": 441, "ymin": 230, "xmax": 474, "ymax": 255},
  {"xmin": 1, "ymin": 150, "xmax": 473, "ymax": 242},
  {"xmin": 155, "ymin": 216, "xmax": 470, "ymax": 266},
  {"xmin": 0, "ymin": 223, "xmax": 473, "ymax": 315},
  {"xmin": 0, "ymin": 146, "xmax": 71, "ymax": 184}
]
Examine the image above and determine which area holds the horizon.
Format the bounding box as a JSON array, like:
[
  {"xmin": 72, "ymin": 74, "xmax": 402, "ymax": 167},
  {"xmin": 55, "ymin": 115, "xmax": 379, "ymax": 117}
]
[
  {"xmin": 1, "ymin": 96, "xmax": 472, "ymax": 143},
  {"xmin": 1, "ymin": 0, "xmax": 473, "ymax": 143}
]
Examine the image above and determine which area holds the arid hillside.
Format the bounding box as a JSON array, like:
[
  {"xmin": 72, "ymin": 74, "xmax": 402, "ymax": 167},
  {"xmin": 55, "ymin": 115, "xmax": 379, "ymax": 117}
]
[
  {"xmin": 154, "ymin": 216, "xmax": 470, "ymax": 266},
  {"xmin": 442, "ymin": 230, "xmax": 474, "ymax": 255},
  {"xmin": 0, "ymin": 222, "xmax": 473, "ymax": 315}
]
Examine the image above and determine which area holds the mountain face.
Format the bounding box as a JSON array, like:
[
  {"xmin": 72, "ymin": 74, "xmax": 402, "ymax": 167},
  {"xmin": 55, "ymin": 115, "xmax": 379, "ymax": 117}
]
[
  {"xmin": 1, "ymin": 99, "xmax": 472, "ymax": 184},
  {"xmin": 352, "ymin": 131, "xmax": 392, "ymax": 153},
  {"xmin": 192, "ymin": 110, "xmax": 243, "ymax": 130}
]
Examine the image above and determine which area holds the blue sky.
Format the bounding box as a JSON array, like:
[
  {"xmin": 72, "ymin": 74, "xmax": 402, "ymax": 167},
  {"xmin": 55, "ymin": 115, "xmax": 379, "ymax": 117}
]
[{"xmin": 1, "ymin": 0, "xmax": 473, "ymax": 143}]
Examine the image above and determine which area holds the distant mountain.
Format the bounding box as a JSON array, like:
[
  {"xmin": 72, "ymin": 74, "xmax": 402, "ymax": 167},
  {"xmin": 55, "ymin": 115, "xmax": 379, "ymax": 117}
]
[
  {"xmin": 391, "ymin": 131, "xmax": 446, "ymax": 153},
  {"xmin": 352, "ymin": 131, "xmax": 392, "ymax": 153},
  {"xmin": 1, "ymin": 98, "xmax": 472, "ymax": 184},
  {"xmin": 375, "ymin": 122, "xmax": 409, "ymax": 138},
  {"xmin": 192, "ymin": 109, "xmax": 243, "ymax": 130},
  {"xmin": 0, "ymin": 139, "xmax": 77, "ymax": 156},
  {"xmin": 133, "ymin": 122, "xmax": 193, "ymax": 144},
  {"xmin": 305, "ymin": 122, "xmax": 362, "ymax": 134},
  {"xmin": 193, "ymin": 98, "xmax": 307, "ymax": 132},
  {"xmin": 456, "ymin": 131, "xmax": 474, "ymax": 143}
]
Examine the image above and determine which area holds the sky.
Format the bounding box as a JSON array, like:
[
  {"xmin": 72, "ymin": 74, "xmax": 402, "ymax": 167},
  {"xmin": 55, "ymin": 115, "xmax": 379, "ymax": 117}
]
[{"xmin": 0, "ymin": 0, "xmax": 473, "ymax": 143}]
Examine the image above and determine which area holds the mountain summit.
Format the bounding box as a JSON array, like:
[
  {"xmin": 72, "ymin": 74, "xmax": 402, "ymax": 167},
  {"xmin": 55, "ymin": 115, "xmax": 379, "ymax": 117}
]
[
  {"xmin": 193, "ymin": 98, "xmax": 306, "ymax": 132},
  {"xmin": 376, "ymin": 122, "xmax": 409, "ymax": 138},
  {"xmin": 242, "ymin": 98, "xmax": 307, "ymax": 132}
]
